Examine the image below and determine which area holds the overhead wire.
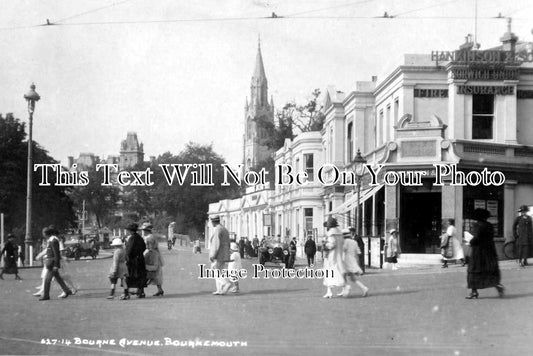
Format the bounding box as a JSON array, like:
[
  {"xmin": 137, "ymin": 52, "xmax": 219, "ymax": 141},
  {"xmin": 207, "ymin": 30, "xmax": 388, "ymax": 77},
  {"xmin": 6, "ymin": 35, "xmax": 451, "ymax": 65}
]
[{"xmin": 53, "ymin": 0, "xmax": 135, "ymax": 24}]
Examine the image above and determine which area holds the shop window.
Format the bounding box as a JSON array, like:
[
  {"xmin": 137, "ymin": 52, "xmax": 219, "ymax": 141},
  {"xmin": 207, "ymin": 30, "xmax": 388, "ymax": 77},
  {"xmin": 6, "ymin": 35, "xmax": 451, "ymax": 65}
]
[
  {"xmin": 304, "ymin": 153, "xmax": 314, "ymax": 182},
  {"xmin": 463, "ymin": 183, "xmax": 503, "ymax": 236},
  {"xmin": 472, "ymin": 94, "xmax": 494, "ymax": 139}
]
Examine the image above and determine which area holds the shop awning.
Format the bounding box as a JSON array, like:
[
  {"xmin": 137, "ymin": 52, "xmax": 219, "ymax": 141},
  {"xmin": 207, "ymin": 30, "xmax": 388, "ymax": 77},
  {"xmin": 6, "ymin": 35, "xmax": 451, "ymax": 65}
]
[{"xmin": 330, "ymin": 184, "xmax": 384, "ymax": 215}]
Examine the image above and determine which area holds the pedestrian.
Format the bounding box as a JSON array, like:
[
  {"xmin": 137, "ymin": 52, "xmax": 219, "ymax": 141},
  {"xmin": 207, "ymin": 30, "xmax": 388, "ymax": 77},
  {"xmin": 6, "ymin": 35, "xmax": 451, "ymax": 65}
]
[
  {"xmin": 228, "ymin": 242, "xmax": 242, "ymax": 293},
  {"xmin": 107, "ymin": 238, "xmax": 128, "ymax": 300},
  {"xmin": 385, "ymin": 229, "xmax": 401, "ymax": 270},
  {"xmin": 144, "ymin": 234, "xmax": 164, "ymax": 297},
  {"xmin": 18, "ymin": 243, "xmax": 25, "ymax": 267},
  {"xmin": 39, "ymin": 226, "xmax": 73, "ymax": 301},
  {"xmin": 239, "ymin": 237, "xmax": 245, "ymax": 259},
  {"xmin": 340, "ymin": 229, "xmax": 369, "ymax": 297},
  {"xmin": 288, "ymin": 237, "xmax": 297, "ymax": 269},
  {"xmin": 441, "ymin": 219, "xmax": 465, "ymax": 268},
  {"xmin": 322, "ymin": 217, "xmax": 346, "ymax": 298},
  {"xmin": 350, "ymin": 226, "xmax": 365, "ymax": 274},
  {"xmin": 512, "ymin": 205, "xmax": 533, "ymax": 267},
  {"xmin": 124, "ymin": 223, "xmax": 147, "ymax": 299},
  {"xmin": 252, "ymin": 236, "xmax": 259, "ymax": 257},
  {"xmin": 59, "ymin": 240, "xmax": 78, "ymax": 295},
  {"xmin": 465, "ymin": 208, "xmax": 504, "ymax": 299},
  {"xmin": 0, "ymin": 234, "xmax": 21, "ymax": 280},
  {"xmin": 209, "ymin": 216, "xmax": 232, "ymax": 295},
  {"xmin": 304, "ymin": 235, "xmax": 317, "ymax": 267}
]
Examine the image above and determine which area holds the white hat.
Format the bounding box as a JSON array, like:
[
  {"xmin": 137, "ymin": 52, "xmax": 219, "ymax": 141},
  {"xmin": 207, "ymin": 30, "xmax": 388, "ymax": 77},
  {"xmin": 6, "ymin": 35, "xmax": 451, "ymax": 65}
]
[
  {"xmin": 389, "ymin": 229, "xmax": 397, "ymax": 234},
  {"xmin": 341, "ymin": 228, "xmax": 351, "ymax": 235},
  {"xmin": 230, "ymin": 242, "xmax": 238, "ymax": 251},
  {"xmin": 110, "ymin": 238, "xmax": 123, "ymax": 247}
]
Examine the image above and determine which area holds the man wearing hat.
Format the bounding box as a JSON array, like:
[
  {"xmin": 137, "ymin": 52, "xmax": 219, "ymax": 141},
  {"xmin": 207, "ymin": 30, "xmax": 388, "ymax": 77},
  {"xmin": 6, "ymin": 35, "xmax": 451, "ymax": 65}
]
[
  {"xmin": 513, "ymin": 205, "xmax": 533, "ymax": 267},
  {"xmin": 124, "ymin": 223, "xmax": 147, "ymax": 298},
  {"xmin": 209, "ymin": 216, "xmax": 231, "ymax": 295},
  {"xmin": 385, "ymin": 229, "xmax": 401, "ymax": 270},
  {"xmin": 349, "ymin": 226, "xmax": 365, "ymax": 274}
]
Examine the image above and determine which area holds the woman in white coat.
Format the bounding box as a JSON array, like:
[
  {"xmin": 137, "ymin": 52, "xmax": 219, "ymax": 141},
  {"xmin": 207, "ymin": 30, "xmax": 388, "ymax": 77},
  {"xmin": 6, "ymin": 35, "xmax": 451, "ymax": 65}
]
[
  {"xmin": 340, "ymin": 229, "xmax": 369, "ymax": 297},
  {"xmin": 442, "ymin": 219, "xmax": 465, "ymax": 268},
  {"xmin": 322, "ymin": 217, "xmax": 346, "ymax": 298}
]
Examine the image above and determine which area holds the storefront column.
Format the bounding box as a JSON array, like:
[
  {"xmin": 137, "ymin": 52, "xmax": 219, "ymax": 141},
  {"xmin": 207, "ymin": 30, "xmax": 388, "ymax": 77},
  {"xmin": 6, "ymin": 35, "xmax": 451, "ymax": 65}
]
[
  {"xmin": 503, "ymin": 180, "xmax": 517, "ymax": 242},
  {"xmin": 371, "ymin": 194, "xmax": 377, "ymax": 237},
  {"xmin": 385, "ymin": 184, "xmax": 398, "ymax": 231}
]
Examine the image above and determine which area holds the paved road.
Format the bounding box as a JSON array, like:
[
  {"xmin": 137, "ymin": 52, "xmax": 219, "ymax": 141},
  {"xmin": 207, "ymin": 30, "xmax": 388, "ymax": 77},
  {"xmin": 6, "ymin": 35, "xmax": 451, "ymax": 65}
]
[{"xmin": 0, "ymin": 245, "xmax": 532, "ymax": 356}]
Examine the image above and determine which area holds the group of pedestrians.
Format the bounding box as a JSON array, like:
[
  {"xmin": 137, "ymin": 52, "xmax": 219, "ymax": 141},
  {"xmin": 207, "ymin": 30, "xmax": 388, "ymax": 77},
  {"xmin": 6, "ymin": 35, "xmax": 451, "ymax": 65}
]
[
  {"xmin": 322, "ymin": 217, "xmax": 369, "ymax": 299},
  {"xmin": 106, "ymin": 222, "xmax": 164, "ymax": 300}
]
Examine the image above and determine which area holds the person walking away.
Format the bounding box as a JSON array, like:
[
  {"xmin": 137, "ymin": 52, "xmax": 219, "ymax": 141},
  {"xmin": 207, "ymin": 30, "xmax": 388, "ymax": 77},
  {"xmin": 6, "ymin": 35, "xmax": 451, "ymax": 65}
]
[
  {"xmin": 340, "ymin": 229, "xmax": 369, "ymax": 297},
  {"xmin": 18, "ymin": 243, "xmax": 25, "ymax": 267},
  {"xmin": 252, "ymin": 236, "xmax": 259, "ymax": 257},
  {"xmin": 209, "ymin": 216, "xmax": 231, "ymax": 295},
  {"xmin": 513, "ymin": 205, "xmax": 533, "ymax": 267},
  {"xmin": 238, "ymin": 238, "xmax": 245, "ymax": 259},
  {"xmin": 385, "ymin": 229, "xmax": 401, "ymax": 270},
  {"xmin": 228, "ymin": 242, "xmax": 242, "ymax": 293},
  {"xmin": 0, "ymin": 234, "xmax": 21, "ymax": 280},
  {"xmin": 441, "ymin": 219, "xmax": 465, "ymax": 268},
  {"xmin": 465, "ymin": 208, "xmax": 504, "ymax": 299},
  {"xmin": 322, "ymin": 217, "xmax": 346, "ymax": 298},
  {"xmin": 124, "ymin": 223, "xmax": 147, "ymax": 298},
  {"xmin": 39, "ymin": 226, "xmax": 72, "ymax": 301},
  {"xmin": 144, "ymin": 235, "xmax": 164, "ymax": 296},
  {"xmin": 350, "ymin": 226, "xmax": 365, "ymax": 274},
  {"xmin": 304, "ymin": 235, "xmax": 317, "ymax": 267},
  {"xmin": 107, "ymin": 238, "xmax": 128, "ymax": 300},
  {"xmin": 288, "ymin": 237, "xmax": 297, "ymax": 269}
]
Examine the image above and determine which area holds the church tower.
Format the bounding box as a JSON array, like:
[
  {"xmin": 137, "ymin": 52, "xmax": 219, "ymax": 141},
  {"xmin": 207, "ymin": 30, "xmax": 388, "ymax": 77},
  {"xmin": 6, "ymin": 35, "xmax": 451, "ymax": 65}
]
[{"xmin": 243, "ymin": 39, "xmax": 275, "ymax": 170}]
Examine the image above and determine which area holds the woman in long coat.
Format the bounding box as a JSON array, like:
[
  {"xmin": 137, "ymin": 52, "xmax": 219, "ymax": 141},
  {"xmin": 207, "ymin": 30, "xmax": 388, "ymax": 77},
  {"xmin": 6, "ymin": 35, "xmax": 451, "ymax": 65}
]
[
  {"xmin": 466, "ymin": 209, "xmax": 504, "ymax": 299},
  {"xmin": 0, "ymin": 234, "xmax": 21, "ymax": 280},
  {"xmin": 125, "ymin": 223, "xmax": 147, "ymax": 298},
  {"xmin": 322, "ymin": 217, "xmax": 346, "ymax": 298}
]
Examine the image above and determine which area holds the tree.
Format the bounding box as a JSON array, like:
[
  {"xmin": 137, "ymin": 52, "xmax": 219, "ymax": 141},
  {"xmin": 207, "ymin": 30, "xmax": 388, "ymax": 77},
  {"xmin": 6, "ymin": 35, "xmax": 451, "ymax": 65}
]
[
  {"xmin": 69, "ymin": 163, "xmax": 121, "ymax": 229},
  {"xmin": 149, "ymin": 143, "xmax": 240, "ymax": 235},
  {"xmin": 0, "ymin": 113, "xmax": 76, "ymax": 243}
]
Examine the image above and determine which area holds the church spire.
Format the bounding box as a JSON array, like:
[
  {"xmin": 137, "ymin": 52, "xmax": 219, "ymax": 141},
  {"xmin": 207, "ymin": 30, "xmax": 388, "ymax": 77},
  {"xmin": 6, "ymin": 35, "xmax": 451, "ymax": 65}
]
[{"xmin": 251, "ymin": 37, "xmax": 268, "ymax": 108}]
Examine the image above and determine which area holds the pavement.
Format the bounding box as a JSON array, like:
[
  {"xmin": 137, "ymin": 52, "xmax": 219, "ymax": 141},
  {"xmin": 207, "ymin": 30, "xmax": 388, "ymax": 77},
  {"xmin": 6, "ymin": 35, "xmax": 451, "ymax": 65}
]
[{"xmin": 1, "ymin": 244, "xmax": 532, "ymax": 356}]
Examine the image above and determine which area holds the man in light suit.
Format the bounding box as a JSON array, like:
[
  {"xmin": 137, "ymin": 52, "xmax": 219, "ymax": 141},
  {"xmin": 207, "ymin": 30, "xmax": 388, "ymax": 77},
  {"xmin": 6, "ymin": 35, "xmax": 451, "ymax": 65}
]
[
  {"xmin": 39, "ymin": 226, "xmax": 72, "ymax": 301},
  {"xmin": 209, "ymin": 216, "xmax": 231, "ymax": 295}
]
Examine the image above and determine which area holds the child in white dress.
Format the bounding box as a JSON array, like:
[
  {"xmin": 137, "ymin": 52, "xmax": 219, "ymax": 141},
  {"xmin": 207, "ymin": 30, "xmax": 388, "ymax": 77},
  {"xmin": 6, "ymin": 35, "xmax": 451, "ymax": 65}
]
[{"xmin": 228, "ymin": 242, "xmax": 242, "ymax": 293}]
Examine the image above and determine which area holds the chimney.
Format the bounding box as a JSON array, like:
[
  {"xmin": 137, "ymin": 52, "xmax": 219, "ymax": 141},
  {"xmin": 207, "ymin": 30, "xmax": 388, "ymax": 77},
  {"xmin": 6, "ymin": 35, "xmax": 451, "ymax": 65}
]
[
  {"xmin": 459, "ymin": 34, "xmax": 475, "ymax": 50},
  {"xmin": 371, "ymin": 76, "xmax": 377, "ymax": 82},
  {"xmin": 500, "ymin": 17, "xmax": 518, "ymax": 55},
  {"xmin": 150, "ymin": 156, "xmax": 156, "ymax": 163},
  {"xmin": 67, "ymin": 156, "xmax": 74, "ymax": 169}
]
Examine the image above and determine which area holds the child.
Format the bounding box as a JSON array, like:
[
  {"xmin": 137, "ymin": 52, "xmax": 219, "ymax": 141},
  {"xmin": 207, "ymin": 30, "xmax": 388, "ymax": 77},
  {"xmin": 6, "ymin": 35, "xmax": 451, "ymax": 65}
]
[
  {"xmin": 107, "ymin": 238, "xmax": 128, "ymax": 300},
  {"xmin": 385, "ymin": 229, "xmax": 401, "ymax": 270},
  {"xmin": 228, "ymin": 242, "xmax": 242, "ymax": 293}
]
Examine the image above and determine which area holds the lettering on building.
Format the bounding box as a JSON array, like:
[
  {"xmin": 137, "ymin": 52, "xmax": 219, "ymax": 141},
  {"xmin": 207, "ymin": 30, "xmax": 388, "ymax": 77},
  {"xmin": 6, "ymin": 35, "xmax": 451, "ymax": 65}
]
[
  {"xmin": 431, "ymin": 49, "xmax": 513, "ymax": 64},
  {"xmin": 456, "ymin": 85, "xmax": 514, "ymax": 95},
  {"xmin": 414, "ymin": 89, "xmax": 448, "ymax": 98},
  {"xmin": 450, "ymin": 68, "xmax": 519, "ymax": 81},
  {"xmin": 517, "ymin": 90, "xmax": 533, "ymax": 99}
]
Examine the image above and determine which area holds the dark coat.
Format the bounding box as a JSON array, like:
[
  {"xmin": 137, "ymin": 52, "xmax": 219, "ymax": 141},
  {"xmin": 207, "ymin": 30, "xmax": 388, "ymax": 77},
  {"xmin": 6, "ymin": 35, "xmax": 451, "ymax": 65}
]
[
  {"xmin": 1, "ymin": 240, "xmax": 18, "ymax": 274},
  {"xmin": 304, "ymin": 239, "xmax": 317, "ymax": 256},
  {"xmin": 467, "ymin": 220, "xmax": 500, "ymax": 290},
  {"xmin": 513, "ymin": 215, "xmax": 533, "ymax": 246},
  {"xmin": 125, "ymin": 232, "xmax": 147, "ymax": 288},
  {"xmin": 45, "ymin": 237, "xmax": 61, "ymax": 270}
]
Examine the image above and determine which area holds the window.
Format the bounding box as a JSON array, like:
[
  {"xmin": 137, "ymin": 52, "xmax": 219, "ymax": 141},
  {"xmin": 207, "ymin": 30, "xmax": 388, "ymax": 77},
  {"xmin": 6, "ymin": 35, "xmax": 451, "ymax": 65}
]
[
  {"xmin": 304, "ymin": 208, "xmax": 313, "ymax": 236},
  {"xmin": 472, "ymin": 95, "xmax": 494, "ymax": 139},
  {"xmin": 347, "ymin": 122, "xmax": 353, "ymax": 162},
  {"xmin": 304, "ymin": 153, "xmax": 314, "ymax": 182},
  {"xmin": 394, "ymin": 98, "xmax": 399, "ymax": 125}
]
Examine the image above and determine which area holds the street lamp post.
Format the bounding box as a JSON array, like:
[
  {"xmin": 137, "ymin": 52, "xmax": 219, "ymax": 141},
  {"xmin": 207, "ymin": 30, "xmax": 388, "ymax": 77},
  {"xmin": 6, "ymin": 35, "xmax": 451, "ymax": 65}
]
[
  {"xmin": 352, "ymin": 149, "xmax": 367, "ymax": 238},
  {"xmin": 24, "ymin": 83, "xmax": 40, "ymax": 266}
]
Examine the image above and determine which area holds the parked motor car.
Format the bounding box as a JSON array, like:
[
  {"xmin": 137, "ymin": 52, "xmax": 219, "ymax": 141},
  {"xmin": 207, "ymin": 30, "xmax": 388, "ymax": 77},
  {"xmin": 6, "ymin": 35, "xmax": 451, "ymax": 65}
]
[
  {"xmin": 258, "ymin": 238, "xmax": 290, "ymax": 267},
  {"xmin": 64, "ymin": 238, "xmax": 99, "ymax": 260}
]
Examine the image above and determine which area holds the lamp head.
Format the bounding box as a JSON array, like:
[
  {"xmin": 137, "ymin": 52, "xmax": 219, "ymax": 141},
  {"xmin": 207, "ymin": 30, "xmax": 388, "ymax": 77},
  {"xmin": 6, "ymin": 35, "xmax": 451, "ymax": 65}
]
[{"xmin": 24, "ymin": 83, "xmax": 40, "ymax": 113}]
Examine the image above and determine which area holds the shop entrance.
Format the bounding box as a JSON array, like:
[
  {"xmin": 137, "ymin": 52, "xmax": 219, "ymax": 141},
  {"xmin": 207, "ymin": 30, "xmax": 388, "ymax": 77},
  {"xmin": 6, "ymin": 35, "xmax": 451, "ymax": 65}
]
[{"xmin": 400, "ymin": 187, "xmax": 441, "ymax": 254}]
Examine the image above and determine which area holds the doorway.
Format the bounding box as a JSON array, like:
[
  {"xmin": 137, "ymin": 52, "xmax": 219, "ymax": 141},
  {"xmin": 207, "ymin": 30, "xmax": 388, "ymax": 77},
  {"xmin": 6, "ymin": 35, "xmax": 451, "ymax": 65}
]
[{"xmin": 400, "ymin": 189, "xmax": 441, "ymax": 254}]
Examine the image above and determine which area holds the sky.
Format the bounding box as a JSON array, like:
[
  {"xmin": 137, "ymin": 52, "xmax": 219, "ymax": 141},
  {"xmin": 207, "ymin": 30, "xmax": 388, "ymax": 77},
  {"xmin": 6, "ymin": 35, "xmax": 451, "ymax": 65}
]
[{"xmin": 1, "ymin": 0, "xmax": 533, "ymax": 167}]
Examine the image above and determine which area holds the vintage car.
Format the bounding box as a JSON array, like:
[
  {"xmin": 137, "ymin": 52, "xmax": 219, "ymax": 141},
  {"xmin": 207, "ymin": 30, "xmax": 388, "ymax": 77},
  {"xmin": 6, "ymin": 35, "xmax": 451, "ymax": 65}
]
[
  {"xmin": 64, "ymin": 237, "xmax": 99, "ymax": 260},
  {"xmin": 258, "ymin": 238, "xmax": 290, "ymax": 267}
]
